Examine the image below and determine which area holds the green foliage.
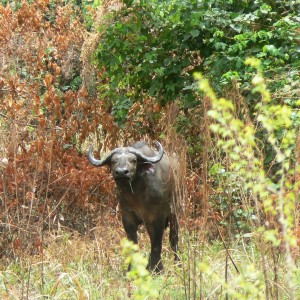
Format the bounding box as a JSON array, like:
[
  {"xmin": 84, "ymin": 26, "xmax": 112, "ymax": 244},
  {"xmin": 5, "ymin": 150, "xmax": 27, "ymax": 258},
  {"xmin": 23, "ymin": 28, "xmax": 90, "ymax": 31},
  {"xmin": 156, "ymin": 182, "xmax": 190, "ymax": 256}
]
[
  {"xmin": 94, "ymin": 0, "xmax": 299, "ymax": 125},
  {"xmin": 196, "ymin": 57, "xmax": 299, "ymax": 297},
  {"xmin": 73, "ymin": 0, "xmax": 102, "ymax": 30},
  {"xmin": 121, "ymin": 239, "xmax": 159, "ymax": 300}
]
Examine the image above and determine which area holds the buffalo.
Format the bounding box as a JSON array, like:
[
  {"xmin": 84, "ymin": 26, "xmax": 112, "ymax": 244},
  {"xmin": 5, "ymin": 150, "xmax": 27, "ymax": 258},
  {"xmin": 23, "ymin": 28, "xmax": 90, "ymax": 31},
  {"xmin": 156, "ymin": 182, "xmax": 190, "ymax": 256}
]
[{"xmin": 88, "ymin": 141, "xmax": 179, "ymax": 273}]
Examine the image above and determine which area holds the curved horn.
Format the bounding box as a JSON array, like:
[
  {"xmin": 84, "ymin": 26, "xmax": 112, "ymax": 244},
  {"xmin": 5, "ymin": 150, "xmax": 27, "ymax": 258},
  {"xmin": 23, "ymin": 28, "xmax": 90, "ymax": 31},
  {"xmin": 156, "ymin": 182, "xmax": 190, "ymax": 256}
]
[
  {"xmin": 129, "ymin": 141, "xmax": 164, "ymax": 163},
  {"xmin": 88, "ymin": 145, "xmax": 118, "ymax": 166}
]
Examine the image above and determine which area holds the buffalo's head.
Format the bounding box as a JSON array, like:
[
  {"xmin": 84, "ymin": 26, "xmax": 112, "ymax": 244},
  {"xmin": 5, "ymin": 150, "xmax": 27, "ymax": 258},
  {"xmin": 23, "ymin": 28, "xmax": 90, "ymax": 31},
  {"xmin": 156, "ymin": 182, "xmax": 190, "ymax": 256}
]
[{"xmin": 88, "ymin": 141, "xmax": 164, "ymax": 185}]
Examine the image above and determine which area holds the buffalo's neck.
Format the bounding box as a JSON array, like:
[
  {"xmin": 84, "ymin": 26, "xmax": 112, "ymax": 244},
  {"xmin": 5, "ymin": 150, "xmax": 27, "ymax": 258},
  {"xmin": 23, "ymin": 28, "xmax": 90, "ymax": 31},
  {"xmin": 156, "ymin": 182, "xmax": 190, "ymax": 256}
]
[{"xmin": 117, "ymin": 175, "xmax": 145, "ymax": 193}]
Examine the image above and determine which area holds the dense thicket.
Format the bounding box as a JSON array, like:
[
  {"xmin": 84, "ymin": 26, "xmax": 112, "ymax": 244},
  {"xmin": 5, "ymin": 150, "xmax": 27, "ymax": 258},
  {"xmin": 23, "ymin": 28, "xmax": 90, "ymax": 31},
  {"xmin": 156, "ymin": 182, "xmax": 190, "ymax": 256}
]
[
  {"xmin": 95, "ymin": 0, "xmax": 299, "ymax": 123},
  {"xmin": 91, "ymin": 0, "xmax": 299, "ymax": 232},
  {"xmin": 94, "ymin": 0, "xmax": 300, "ymax": 187}
]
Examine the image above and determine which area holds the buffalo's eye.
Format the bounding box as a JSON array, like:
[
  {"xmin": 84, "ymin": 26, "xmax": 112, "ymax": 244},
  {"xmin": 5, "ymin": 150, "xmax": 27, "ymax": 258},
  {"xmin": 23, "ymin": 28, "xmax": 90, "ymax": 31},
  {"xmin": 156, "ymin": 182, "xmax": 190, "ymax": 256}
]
[
  {"xmin": 111, "ymin": 158, "xmax": 118, "ymax": 164},
  {"xmin": 131, "ymin": 158, "xmax": 137, "ymax": 163}
]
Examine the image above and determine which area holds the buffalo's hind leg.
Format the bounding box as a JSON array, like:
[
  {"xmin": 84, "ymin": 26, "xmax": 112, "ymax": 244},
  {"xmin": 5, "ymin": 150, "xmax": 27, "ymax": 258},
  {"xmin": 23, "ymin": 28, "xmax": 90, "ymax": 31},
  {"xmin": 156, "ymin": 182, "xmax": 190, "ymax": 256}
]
[{"xmin": 169, "ymin": 213, "xmax": 180, "ymax": 263}]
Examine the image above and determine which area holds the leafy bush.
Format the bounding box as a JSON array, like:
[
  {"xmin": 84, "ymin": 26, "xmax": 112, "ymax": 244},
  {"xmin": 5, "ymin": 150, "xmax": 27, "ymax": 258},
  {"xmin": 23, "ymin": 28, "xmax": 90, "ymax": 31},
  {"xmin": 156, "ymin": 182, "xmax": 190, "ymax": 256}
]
[
  {"xmin": 94, "ymin": 0, "xmax": 300, "ymax": 125},
  {"xmin": 196, "ymin": 57, "xmax": 299, "ymax": 298}
]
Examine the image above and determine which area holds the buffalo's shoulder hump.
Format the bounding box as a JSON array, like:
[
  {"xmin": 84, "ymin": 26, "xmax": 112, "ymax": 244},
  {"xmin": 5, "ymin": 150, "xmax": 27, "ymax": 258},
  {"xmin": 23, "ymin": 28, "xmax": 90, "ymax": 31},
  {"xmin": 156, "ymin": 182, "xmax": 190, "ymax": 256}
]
[{"xmin": 131, "ymin": 141, "xmax": 148, "ymax": 149}]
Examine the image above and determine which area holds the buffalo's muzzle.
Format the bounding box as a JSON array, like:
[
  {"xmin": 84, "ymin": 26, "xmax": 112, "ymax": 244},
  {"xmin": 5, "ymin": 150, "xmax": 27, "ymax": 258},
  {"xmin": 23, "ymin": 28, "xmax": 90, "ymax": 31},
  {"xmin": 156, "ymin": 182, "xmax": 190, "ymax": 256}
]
[{"xmin": 114, "ymin": 167, "xmax": 130, "ymax": 179}]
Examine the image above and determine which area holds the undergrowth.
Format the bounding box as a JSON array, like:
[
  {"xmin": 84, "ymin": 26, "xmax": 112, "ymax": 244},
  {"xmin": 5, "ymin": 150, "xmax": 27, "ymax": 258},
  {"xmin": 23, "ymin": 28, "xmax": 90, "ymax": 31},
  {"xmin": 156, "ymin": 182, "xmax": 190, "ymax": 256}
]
[{"xmin": 0, "ymin": 225, "xmax": 297, "ymax": 299}]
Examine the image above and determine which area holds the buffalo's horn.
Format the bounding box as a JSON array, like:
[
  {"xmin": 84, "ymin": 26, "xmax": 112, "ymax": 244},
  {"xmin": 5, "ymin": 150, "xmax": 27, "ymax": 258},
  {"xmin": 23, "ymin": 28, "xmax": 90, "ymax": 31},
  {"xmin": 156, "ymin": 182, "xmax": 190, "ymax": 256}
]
[
  {"xmin": 88, "ymin": 145, "xmax": 118, "ymax": 166},
  {"xmin": 128, "ymin": 141, "xmax": 164, "ymax": 163}
]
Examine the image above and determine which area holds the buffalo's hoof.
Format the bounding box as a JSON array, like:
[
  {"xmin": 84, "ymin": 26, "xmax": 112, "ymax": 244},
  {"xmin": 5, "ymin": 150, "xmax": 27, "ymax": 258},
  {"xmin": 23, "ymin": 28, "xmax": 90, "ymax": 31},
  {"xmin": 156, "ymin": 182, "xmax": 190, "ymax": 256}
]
[{"xmin": 148, "ymin": 261, "xmax": 163, "ymax": 274}]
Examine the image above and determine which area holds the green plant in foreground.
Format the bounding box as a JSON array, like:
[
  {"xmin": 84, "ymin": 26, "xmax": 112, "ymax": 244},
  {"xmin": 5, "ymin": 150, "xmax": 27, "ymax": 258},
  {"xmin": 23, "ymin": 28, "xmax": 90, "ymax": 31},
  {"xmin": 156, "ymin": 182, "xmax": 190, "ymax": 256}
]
[
  {"xmin": 121, "ymin": 239, "xmax": 159, "ymax": 300},
  {"xmin": 195, "ymin": 58, "xmax": 299, "ymax": 298},
  {"xmin": 200, "ymin": 261, "xmax": 265, "ymax": 299}
]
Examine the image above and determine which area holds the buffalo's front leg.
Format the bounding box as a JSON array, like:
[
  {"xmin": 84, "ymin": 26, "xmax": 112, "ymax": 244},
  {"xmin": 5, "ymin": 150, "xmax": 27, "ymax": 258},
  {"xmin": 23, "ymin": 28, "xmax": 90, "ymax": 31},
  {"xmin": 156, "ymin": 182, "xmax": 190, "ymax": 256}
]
[
  {"xmin": 121, "ymin": 208, "xmax": 142, "ymax": 244},
  {"xmin": 145, "ymin": 217, "xmax": 165, "ymax": 273},
  {"xmin": 122, "ymin": 214, "xmax": 139, "ymax": 271},
  {"xmin": 122, "ymin": 216, "xmax": 138, "ymax": 244}
]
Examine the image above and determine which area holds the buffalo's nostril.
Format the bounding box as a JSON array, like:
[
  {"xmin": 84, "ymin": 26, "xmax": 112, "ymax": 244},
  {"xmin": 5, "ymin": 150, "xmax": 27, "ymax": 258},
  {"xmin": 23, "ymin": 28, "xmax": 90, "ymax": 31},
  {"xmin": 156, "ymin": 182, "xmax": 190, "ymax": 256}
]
[{"xmin": 115, "ymin": 168, "xmax": 129, "ymax": 177}]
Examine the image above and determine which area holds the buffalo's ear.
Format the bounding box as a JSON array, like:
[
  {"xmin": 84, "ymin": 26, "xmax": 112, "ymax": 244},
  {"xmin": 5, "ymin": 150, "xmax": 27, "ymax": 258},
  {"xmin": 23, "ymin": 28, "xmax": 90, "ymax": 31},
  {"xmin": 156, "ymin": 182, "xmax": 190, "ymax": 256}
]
[{"xmin": 138, "ymin": 162, "xmax": 156, "ymax": 176}]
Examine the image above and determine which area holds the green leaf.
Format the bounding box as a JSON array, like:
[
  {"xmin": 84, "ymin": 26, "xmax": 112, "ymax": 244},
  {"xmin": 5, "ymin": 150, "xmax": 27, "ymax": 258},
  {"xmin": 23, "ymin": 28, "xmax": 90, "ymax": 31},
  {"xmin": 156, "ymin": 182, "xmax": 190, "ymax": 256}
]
[{"xmin": 190, "ymin": 29, "xmax": 200, "ymax": 38}]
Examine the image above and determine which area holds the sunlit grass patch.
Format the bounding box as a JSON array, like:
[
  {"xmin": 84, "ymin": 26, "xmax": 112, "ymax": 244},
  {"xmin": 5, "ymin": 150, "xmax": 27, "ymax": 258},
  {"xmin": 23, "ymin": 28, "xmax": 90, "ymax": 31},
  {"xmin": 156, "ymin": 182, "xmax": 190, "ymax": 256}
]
[{"xmin": 1, "ymin": 226, "xmax": 298, "ymax": 299}]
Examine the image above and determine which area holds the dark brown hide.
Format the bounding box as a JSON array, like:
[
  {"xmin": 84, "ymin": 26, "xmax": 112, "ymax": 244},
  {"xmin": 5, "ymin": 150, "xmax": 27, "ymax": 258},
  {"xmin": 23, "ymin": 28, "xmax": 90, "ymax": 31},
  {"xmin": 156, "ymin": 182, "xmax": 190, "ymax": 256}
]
[{"xmin": 88, "ymin": 141, "xmax": 179, "ymax": 273}]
